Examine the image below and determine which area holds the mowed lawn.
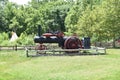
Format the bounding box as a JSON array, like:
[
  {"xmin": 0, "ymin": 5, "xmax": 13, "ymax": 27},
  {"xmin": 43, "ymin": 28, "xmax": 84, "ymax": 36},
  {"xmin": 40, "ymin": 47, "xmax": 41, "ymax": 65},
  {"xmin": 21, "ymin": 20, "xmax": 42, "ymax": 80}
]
[{"xmin": 0, "ymin": 49, "xmax": 120, "ymax": 80}]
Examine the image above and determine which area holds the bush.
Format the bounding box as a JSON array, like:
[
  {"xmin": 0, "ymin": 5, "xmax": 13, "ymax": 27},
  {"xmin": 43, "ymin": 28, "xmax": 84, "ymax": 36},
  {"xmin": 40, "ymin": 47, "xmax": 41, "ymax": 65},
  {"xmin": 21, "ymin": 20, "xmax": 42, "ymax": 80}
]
[
  {"xmin": 16, "ymin": 33, "xmax": 35, "ymax": 46},
  {"xmin": 0, "ymin": 32, "xmax": 35, "ymax": 46},
  {"xmin": 0, "ymin": 32, "xmax": 9, "ymax": 43},
  {"xmin": 0, "ymin": 32, "xmax": 9, "ymax": 46}
]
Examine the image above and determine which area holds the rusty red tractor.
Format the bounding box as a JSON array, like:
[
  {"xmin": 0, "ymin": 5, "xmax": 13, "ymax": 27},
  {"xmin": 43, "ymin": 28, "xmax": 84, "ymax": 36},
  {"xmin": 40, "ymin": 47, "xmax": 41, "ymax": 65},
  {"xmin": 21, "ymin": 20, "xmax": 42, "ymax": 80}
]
[{"xmin": 34, "ymin": 25, "xmax": 90, "ymax": 52}]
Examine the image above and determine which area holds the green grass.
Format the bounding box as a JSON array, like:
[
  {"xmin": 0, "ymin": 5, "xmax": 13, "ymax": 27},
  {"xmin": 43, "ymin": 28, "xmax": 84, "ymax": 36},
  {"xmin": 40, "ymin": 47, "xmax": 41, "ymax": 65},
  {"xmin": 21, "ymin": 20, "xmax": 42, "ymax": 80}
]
[{"xmin": 0, "ymin": 49, "xmax": 120, "ymax": 80}]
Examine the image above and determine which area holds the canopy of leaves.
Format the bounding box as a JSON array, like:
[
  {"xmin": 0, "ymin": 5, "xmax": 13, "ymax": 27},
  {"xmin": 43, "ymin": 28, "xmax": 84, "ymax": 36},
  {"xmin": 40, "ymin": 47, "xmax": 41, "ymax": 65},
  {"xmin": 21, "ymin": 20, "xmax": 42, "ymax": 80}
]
[{"xmin": 0, "ymin": 0, "xmax": 120, "ymax": 46}]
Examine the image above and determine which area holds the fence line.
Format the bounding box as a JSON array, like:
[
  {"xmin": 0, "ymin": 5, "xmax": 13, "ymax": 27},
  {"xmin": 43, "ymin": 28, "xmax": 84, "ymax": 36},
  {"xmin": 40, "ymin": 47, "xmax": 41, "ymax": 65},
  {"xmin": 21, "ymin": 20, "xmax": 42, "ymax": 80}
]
[
  {"xmin": 25, "ymin": 47, "xmax": 106, "ymax": 57},
  {"xmin": 0, "ymin": 45, "xmax": 35, "ymax": 51}
]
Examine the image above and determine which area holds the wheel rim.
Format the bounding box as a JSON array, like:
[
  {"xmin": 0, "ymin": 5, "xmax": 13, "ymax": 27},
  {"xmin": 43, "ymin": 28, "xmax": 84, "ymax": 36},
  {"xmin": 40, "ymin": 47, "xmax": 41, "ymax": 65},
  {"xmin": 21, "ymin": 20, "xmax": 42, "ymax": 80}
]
[{"xmin": 64, "ymin": 37, "xmax": 82, "ymax": 53}]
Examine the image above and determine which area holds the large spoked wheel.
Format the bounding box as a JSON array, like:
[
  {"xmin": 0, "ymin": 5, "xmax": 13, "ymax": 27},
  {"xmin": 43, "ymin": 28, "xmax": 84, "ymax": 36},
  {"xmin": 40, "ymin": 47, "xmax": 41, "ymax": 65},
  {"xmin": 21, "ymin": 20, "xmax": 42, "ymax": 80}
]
[{"xmin": 64, "ymin": 37, "xmax": 82, "ymax": 53}]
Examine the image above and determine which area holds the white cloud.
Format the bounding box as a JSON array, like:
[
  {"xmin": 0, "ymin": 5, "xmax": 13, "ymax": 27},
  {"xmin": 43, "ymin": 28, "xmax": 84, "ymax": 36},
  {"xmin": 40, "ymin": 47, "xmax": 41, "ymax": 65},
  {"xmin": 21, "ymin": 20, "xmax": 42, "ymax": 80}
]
[{"xmin": 9, "ymin": 0, "xmax": 31, "ymax": 5}]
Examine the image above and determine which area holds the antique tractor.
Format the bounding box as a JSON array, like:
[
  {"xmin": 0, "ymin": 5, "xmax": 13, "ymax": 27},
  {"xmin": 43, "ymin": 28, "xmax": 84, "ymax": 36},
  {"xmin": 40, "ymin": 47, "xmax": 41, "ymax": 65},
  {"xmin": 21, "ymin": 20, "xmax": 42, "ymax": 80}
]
[{"xmin": 34, "ymin": 25, "xmax": 90, "ymax": 52}]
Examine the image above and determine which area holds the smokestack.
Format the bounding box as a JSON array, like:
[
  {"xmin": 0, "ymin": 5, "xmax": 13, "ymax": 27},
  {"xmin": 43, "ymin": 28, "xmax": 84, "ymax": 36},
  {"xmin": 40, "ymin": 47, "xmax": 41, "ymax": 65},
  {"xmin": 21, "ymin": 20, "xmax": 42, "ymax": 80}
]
[{"xmin": 38, "ymin": 25, "xmax": 41, "ymax": 36}]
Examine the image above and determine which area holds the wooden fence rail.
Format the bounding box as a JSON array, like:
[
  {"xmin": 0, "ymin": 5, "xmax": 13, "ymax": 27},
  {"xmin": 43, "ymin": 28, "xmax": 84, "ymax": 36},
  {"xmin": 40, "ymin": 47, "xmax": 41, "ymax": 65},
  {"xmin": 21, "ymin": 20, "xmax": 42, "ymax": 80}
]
[
  {"xmin": 0, "ymin": 45, "xmax": 35, "ymax": 51},
  {"xmin": 25, "ymin": 47, "xmax": 106, "ymax": 57}
]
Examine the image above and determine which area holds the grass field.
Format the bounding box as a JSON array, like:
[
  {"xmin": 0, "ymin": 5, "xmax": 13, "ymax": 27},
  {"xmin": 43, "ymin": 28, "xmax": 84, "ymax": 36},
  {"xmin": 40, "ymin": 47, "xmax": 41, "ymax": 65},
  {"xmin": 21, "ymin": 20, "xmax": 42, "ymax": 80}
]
[{"xmin": 0, "ymin": 49, "xmax": 120, "ymax": 80}]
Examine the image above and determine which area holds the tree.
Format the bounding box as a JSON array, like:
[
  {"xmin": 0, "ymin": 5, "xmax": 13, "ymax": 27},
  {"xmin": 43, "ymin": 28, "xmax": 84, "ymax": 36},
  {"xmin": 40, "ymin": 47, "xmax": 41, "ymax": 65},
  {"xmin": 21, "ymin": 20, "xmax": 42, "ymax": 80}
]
[
  {"xmin": 65, "ymin": 0, "xmax": 102, "ymax": 35},
  {"xmin": 0, "ymin": 0, "xmax": 8, "ymax": 32},
  {"xmin": 31, "ymin": 0, "xmax": 71, "ymax": 32},
  {"xmin": 76, "ymin": 0, "xmax": 120, "ymax": 46},
  {"xmin": 102, "ymin": 0, "xmax": 120, "ymax": 47},
  {"xmin": 65, "ymin": 3, "xmax": 82, "ymax": 34}
]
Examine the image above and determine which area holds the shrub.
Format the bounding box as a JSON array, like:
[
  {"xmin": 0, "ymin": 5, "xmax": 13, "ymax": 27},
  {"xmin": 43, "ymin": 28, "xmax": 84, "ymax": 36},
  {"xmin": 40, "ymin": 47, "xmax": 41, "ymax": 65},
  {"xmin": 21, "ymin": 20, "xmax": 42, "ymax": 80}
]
[
  {"xmin": 16, "ymin": 32, "xmax": 35, "ymax": 46},
  {"xmin": 0, "ymin": 32, "xmax": 35, "ymax": 46},
  {"xmin": 0, "ymin": 32, "xmax": 9, "ymax": 44}
]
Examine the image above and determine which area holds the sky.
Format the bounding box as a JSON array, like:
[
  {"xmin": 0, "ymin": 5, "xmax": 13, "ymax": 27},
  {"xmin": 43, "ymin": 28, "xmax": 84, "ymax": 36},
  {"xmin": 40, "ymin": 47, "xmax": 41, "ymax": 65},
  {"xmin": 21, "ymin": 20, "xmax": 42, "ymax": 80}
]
[{"xmin": 9, "ymin": 0, "xmax": 31, "ymax": 5}]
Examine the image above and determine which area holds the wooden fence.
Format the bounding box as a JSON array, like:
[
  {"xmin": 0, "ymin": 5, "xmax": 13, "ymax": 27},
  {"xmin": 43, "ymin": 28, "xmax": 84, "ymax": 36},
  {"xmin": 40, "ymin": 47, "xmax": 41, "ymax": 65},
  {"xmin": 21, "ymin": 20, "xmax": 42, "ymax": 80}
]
[
  {"xmin": 25, "ymin": 47, "xmax": 106, "ymax": 57},
  {"xmin": 0, "ymin": 45, "xmax": 35, "ymax": 51}
]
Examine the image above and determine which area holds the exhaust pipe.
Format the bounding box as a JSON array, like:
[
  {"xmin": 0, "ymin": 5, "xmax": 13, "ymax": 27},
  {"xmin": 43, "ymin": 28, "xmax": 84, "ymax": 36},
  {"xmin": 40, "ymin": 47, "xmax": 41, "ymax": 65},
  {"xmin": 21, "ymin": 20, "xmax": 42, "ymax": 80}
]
[{"xmin": 38, "ymin": 25, "xmax": 41, "ymax": 37}]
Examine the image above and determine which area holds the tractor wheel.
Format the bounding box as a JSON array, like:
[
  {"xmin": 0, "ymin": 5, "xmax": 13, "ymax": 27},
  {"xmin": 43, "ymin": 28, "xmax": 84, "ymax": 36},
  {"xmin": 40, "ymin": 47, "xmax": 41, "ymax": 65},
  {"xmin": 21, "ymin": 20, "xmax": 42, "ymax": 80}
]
[
  {"xmin": 35, "ymin": 43, "xmax": 46, "ymax": 54},
  {"xmin": 64, "ymin": 37, "xmax": 82, "ymax": 53}
]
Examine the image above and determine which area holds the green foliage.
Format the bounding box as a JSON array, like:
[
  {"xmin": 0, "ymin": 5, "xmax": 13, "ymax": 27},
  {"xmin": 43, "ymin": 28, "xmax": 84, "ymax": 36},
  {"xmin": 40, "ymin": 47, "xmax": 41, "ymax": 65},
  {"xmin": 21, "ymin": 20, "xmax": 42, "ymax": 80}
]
[
  {"xmin": 16, "ymin": 33, "xmax": 35, "ymax": 45},
  {"xmin": 0, "ymin": 0, "xmax": 8, "ymax": 32},
  {"xmin": 64, "ymin": 31, "xmax": 73, "ymax": 36},
  {"xmin": 0, "ymin": 32, "xmax": 34, "ymax": 46},
  {"xmin": 0, "ymin": 32, "xmax": 10, "ymax": 46},
  {"xmin": 76, "ymin": 0, "xmax": 120, "ymax": 43},
  {"xmin": 0, "ymin": 0, "xmax": 120, "ymax": 46},
  {"xmin": 65, "ymin": 4, "xmax": 81, "ymax": 33},
  {"xmin": 0, "ymin": 32, "xmax": 9, "ymax": 43},
  {"xmin": 0, "ymin": 40, "xmax": 10, "ymax": 46}
]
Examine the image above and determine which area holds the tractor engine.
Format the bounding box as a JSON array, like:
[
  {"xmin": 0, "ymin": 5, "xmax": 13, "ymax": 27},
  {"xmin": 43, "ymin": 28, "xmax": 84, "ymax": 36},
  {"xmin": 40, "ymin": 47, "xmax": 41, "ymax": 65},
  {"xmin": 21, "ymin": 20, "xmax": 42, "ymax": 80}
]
[{"xmin": 34, "ymin": 25, "xmax": 90, "ymax": 51}]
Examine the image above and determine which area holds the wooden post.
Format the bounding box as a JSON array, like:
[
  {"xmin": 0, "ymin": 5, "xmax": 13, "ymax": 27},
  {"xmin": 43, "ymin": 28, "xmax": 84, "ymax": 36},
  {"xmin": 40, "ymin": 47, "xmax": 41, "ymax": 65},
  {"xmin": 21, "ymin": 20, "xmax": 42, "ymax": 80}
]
[
  {"xmin": 53, "ymin": 50, "xmax": 55, "ymax": 54},
  {"xmin": 104, "ymin": 48, "xmax": 106, "ymax": 54},
  {"xmin": 15, "ymin": 45, "xmax": 17, "ymax": 51},
  {"xmin": 96, "ymin": 48, "xmax": 98, "ymax": 54},
  {"xmin": 26, "ymin": 48, "xmax": 29, "ymax": 57}
]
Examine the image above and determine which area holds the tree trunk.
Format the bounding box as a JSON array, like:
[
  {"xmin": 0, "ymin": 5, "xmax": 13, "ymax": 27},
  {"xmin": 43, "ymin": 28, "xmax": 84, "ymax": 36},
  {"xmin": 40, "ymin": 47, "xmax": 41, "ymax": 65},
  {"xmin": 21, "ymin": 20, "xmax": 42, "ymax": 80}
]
[
  {"xmin": 113, "ymin": 34, "xmax": 116, "ymax": 48},
  {"xmin": 113, "ymin": 40, "xmax": 116, "ymax": 48}
]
